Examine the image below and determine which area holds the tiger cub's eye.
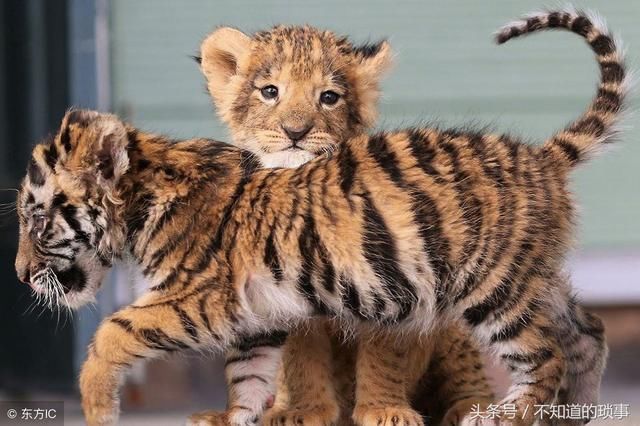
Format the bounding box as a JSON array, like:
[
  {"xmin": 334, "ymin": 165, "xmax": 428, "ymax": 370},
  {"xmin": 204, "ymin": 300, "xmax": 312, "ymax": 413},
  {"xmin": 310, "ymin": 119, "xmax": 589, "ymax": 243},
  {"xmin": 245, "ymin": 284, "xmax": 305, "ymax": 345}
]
[
  {"xmin": 33, "ymin": 214, "xmax": 48, "ymax": 236},
  {"xmin": 320, "ymin": 90, "xmax": 340, "ymax": 105},
  {"xmin": 260, "ymin": 85, "xmax": 279, "ymax": 100}
]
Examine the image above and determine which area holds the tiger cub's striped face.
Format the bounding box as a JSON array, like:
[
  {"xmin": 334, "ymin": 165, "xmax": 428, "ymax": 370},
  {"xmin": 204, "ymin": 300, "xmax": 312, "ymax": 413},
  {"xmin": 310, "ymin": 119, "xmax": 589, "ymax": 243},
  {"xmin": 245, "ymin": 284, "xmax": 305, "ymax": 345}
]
[
  {"xmin": 199, "ymin": 25, "xmax": 392, "ymax": 168},
  {"xmin": 15, "ymin": 110, "xmax": 130, "ymax": 308}
]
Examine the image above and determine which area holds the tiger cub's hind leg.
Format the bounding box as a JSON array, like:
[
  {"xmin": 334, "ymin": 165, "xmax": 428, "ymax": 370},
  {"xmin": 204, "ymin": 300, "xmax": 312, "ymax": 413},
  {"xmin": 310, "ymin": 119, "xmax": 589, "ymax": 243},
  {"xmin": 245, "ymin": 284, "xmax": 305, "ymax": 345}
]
[
  {"xmin": 352, "ymin": 330, "xmax": 426, "ymax": 426},
  {"xmin": 264, "ymin": 320, "xmax": 340, "ymax": 426},
  {"xmin": 463, "ymin": 274, "xmax": 569, "ymax": 425},
  {"xmin": 555, "ymin": 299, "xmax": 608, "ymax": 425}
]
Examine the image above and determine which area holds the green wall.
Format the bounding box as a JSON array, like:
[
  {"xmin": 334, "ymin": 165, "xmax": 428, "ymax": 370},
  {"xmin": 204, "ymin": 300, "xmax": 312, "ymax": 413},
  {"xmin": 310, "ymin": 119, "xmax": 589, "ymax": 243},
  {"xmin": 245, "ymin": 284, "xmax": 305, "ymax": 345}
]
[{"xmin": 110, "ymin": 0, "xmax": 640, "ymax": 250}]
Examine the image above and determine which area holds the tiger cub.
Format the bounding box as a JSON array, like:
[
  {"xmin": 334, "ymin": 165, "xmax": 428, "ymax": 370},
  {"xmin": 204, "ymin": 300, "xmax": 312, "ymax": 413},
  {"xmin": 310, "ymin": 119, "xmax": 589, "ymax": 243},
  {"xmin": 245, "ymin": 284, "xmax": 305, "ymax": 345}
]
[
  {"xmin": 15, "ymin": 9, "xmax": 622, "ymax": 426},
  {"xmin": 190, "ymin": 25, "xmax": 492, "ymax": 426}
]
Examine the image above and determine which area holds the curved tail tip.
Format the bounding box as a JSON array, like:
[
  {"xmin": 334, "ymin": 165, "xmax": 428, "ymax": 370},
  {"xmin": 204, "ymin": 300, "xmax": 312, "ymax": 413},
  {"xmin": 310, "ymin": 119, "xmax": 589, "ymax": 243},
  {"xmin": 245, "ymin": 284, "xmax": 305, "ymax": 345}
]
[
  {"xmin": 495, "ymin": 32, "xmax": 510, "ymax": 45},
  {"xmin": 493, "ymin": 20, "xmax": 526, "ymax": 45}
]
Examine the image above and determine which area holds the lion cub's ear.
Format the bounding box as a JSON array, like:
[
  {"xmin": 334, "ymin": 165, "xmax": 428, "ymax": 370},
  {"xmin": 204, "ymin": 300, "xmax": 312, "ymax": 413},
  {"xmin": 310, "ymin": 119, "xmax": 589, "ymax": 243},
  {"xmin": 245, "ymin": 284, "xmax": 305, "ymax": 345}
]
[
  {"xmin": 351, "ymin": 40, "xmax": 393, "ymax": 128},
  {"xmin": 199, "ymin": 27, "xmax": 251, "ymax": 105},
  {"xmin": 354, "ymin": 40, "xmax": 394, "ymax": 81}
]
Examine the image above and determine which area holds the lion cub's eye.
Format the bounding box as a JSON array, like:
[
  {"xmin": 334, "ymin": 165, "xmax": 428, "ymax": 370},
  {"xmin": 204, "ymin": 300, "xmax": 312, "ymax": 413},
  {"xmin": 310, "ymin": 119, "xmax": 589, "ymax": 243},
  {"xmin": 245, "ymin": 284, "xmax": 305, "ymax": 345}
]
[
  {"xmin": 320, "ymin": 90, "xmax": 340, "ymax": 106},
  {"xmin": 260, "ymin": 85, "xmax": 279, "ymax": 100}
]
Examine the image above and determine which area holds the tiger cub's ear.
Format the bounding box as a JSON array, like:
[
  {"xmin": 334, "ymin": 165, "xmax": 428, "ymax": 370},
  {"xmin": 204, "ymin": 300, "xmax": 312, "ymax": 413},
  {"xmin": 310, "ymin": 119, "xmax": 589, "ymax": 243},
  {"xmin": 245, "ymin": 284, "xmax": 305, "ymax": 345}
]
[
  {"xmin": 92, "ymin": 115, "xmax": 130, "ymax": 185},
  {"xmin": 55, "ymin": 109, "xmax": 130, "ymax": 186},
  {"xmin": 54, "ymin": 109, "xmax": 101, "ymax": 158},
  {"xmin": 199, "ymin": 27, "xmax": 251, "ymax": 106}
]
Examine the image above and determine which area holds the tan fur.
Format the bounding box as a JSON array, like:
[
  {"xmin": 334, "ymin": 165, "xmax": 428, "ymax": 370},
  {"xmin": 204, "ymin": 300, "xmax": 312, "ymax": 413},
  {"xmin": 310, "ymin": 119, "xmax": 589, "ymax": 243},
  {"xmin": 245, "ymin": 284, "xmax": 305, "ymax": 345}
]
[
  {"xmin": 196, "ymin": 25, "xmax": 492, "ymax": 426},
  {"xmin": 15, "ymin": 9, "xmax": 623, "ymax": 426}
]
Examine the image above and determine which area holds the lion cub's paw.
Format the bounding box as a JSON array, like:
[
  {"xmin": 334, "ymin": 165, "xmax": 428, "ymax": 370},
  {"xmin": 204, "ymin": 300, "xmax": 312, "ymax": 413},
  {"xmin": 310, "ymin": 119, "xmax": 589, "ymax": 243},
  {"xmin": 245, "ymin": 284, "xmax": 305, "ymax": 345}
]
[
  {"xmin": 440, "ymin": 398, "xmax": 494, "ymax": 426},
  {"xmin": 353, "ymin": 405, "xmax": 424, "ymax": 426},
  {"xmin": 264, "ymin": 405, "xmax": 339, "ymax": 426},
  {"xmin": 186, "ymin": 410, "xmax": 231, "ymax": 426},
  {"xmin": 451, "ymin": 417, "xmax": 501, "ymax": 426}
]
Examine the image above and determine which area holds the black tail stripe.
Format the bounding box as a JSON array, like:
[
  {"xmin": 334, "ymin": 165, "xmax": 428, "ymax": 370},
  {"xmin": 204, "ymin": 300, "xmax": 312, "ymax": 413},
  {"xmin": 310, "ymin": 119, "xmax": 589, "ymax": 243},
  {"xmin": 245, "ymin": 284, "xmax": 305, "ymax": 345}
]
[
  {"xmin": 601, "ymin": 61, "xmax": 625, "ymax": 83},
  {"xmin": 569, "ymin": 115, "xmax": 605, "ymax": 137},
  {"xmin": 553, "ymin": 138, "xmax": 581, "ymax": 164},
  {"xmin": 594, "ymin": 88, "xmax": 622, "ymax": 113},
  {"xmin": 590, "ymin": 34, "xmax": 615, "ymax": 56},
  {"xmin": 570, "ymin": 16, "xmax": 592, "ymax": 37}
]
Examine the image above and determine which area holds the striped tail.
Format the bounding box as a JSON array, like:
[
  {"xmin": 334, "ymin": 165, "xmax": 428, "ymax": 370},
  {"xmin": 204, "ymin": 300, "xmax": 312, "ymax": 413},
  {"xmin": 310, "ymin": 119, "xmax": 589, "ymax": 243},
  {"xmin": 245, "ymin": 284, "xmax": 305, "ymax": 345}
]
[{"xmin": 496, "ymin": 8, "xmax": 628, "ymax": 168}]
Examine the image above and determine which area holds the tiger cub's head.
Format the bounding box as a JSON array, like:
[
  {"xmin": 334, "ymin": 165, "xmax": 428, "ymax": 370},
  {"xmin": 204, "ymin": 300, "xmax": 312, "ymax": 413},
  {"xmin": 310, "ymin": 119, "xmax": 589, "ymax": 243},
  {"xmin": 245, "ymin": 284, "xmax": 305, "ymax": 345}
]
[
  {"xmin": 199, "ymin": 25, "xmax": 392, "ymax": 167},
  {"xmin": 15, "ymin": 110, "xmax": 130, "ymax": 308}
]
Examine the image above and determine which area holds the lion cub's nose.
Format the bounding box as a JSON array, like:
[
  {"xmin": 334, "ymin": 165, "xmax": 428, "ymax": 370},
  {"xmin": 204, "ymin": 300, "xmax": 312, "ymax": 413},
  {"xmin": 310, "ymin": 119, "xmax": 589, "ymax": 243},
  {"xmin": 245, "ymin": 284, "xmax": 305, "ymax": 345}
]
[{"xmin": 282, "ymin": 123, "xmax": 313, "ymax": 142}]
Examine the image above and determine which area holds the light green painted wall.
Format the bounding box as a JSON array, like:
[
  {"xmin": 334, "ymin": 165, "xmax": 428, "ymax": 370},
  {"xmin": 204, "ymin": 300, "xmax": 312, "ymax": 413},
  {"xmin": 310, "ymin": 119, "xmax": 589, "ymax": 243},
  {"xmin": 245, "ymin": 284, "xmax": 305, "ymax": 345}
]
[{"xmin": 110, "ymin": 0, "xmax": 640, "ymax": 249}]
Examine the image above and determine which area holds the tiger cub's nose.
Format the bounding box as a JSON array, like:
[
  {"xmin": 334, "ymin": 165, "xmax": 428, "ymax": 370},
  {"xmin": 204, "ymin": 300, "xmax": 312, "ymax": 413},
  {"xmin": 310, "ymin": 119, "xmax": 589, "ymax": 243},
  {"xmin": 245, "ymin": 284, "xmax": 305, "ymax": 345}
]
[{"xmin": 17, "ymin": 266, "xmax": 30, "ymax": 284}]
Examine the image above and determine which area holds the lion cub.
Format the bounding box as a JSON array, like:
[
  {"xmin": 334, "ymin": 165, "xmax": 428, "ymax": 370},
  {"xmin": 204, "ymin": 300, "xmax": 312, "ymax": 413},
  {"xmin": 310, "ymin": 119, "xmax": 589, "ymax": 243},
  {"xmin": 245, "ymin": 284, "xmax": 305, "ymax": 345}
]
[{"xmin": 189, "ymin": 25, "xmax": 493, "ymax": 426}]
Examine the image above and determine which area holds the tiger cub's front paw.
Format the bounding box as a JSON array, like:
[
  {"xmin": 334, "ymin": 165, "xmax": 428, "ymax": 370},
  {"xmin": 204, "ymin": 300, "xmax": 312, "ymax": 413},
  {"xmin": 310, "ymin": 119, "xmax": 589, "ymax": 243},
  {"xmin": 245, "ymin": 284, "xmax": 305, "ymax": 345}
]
[
  {"xmin": 80, "ymin": 393, "xmax": 119, "ymax": 426},
  {"xmin": 353, "ymin": 405, "xmax": 424, "ymax": 426},
  {"xmin": 79, "ymin": 361, "xmax": 120, "ymax": 426},
  {"xmin": 264, "ymin": 405, "xmax": 339, "ymax": 426}
]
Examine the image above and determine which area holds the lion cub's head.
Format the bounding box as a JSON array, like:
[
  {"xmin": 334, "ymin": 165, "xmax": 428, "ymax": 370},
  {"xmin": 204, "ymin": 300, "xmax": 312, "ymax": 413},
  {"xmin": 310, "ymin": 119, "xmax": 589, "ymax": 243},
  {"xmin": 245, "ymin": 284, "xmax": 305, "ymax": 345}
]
[{"xmin": 199, "ymin": 25, "xmax": 392, "ymax": 167}]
